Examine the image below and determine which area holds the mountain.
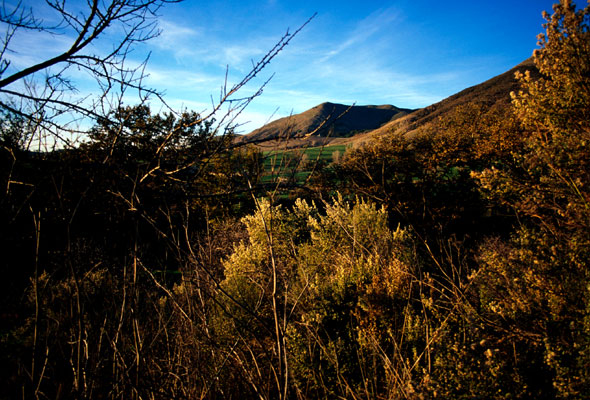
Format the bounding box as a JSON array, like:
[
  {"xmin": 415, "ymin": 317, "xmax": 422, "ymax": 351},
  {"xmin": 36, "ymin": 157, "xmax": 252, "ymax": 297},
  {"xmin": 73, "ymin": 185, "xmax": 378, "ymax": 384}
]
[
  {"xmin": 239, "ymin": 58, "xmax": 539, "ymax": 149},
  {"xmin": 240, "ymin": 103, "xmax": 413, "ymax": 148},
  {"xmin": 365, "ymin": 58, "xmax": 539, "ymax": 139}
]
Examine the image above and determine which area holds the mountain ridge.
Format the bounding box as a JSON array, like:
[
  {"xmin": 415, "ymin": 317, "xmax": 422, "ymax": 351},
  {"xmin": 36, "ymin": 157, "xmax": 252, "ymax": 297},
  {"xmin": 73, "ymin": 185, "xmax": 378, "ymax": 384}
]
[
  {"xmin": 240, "ymin": 58, "xmax": 539, "ymax": 148},
  {"xmin": 366, "ymin": 57, "xmax": 539, "ymax": 139},
  {"xmin": 240, "ymin": 102, "xmax": 413, "ymax": 148}
]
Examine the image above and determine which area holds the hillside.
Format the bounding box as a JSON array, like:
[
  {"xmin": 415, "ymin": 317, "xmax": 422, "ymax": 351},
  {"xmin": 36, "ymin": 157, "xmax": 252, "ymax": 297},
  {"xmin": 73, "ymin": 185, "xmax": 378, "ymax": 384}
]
[
  {"xmin": 365, "ymin": 58, "xmax": 539, "ymax": 139},
  {"xmin": 240, "ymin": 102, "xmax": 413, "ymax": 148}
]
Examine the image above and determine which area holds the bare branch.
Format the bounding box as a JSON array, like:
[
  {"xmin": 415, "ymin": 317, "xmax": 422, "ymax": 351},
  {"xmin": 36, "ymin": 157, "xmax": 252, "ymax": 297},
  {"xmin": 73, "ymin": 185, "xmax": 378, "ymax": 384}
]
[{"xmin": 0, "ymin": 0, "xmax": 179, "ymax": 146}]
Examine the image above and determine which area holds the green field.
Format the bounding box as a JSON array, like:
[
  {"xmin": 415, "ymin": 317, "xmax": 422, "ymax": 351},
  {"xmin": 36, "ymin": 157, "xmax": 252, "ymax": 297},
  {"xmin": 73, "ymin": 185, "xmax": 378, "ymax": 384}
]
[
  {"xmin": 261, "ymin": 144, "xmax": 349, "ymax": 184},
  {"xmin": 262, "ymin": 144, "xmax": 348, "ymax": 169}
]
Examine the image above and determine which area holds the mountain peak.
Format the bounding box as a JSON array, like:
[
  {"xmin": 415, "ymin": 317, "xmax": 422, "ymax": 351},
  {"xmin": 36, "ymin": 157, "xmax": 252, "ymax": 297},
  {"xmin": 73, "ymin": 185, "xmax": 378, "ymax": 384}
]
[{"xmin": 241, "ymin": 103, "xmax": 413, "ymax": 147}]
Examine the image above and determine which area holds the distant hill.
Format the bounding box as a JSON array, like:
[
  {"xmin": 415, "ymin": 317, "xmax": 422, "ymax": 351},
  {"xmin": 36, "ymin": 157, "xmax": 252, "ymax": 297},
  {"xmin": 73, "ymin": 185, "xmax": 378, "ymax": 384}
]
[{"xmin": 240, "ymin": 103, "xmax": 413, "ymax": 148}]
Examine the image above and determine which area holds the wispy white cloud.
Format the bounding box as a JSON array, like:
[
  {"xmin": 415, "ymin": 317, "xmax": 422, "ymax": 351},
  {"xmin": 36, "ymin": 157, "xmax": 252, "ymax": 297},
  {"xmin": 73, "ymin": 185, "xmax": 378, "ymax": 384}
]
[
  {"xmin": 238, "ymin": 4, "xmax": 492, "ymax": 119},
  {"xmin": 150, "ymin": 19, "xmax": 205, "ymax": 64},
  {"xmin": 319, "ymin": 7, "xmax": 400, "ymax": 62},
  {"xmin": 144, "ymin": 65, "xmax": 221, "ymax": 89},
  {"xmin": 4, "ymin": 28, "xmax": 73, "ymax": 71},
  {"xmin": 156, "ymin": 20, "xmax": 202, "ymax": 43},
  {"xmin": 219, "ymin": 45, "xmax": 266, "ymax": 68}
]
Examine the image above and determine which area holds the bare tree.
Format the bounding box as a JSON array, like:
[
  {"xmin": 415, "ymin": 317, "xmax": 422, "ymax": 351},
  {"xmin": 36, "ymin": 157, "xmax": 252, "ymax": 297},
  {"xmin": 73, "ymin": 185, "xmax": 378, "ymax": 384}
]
[{"xmin": 0, "ymin": 0, "xmax": 180, "ymax": 149}]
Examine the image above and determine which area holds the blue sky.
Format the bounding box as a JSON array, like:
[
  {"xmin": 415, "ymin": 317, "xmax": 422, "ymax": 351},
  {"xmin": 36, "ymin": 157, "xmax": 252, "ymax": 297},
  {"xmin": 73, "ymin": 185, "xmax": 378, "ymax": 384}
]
[
  {"xmin": 142, "ymin": 0, "xmax": 568, "ymax": 133},
  {"xmin": 4, "ymin": 0, "xmax": 582, "ymax": 135}
]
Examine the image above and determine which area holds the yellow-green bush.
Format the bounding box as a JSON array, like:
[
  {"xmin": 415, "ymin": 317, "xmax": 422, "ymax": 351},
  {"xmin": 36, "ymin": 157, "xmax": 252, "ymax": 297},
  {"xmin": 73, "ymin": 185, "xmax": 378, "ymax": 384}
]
[{"xmin": 217, "ymin": 195, "xmax": 429, "ymax": 398}]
